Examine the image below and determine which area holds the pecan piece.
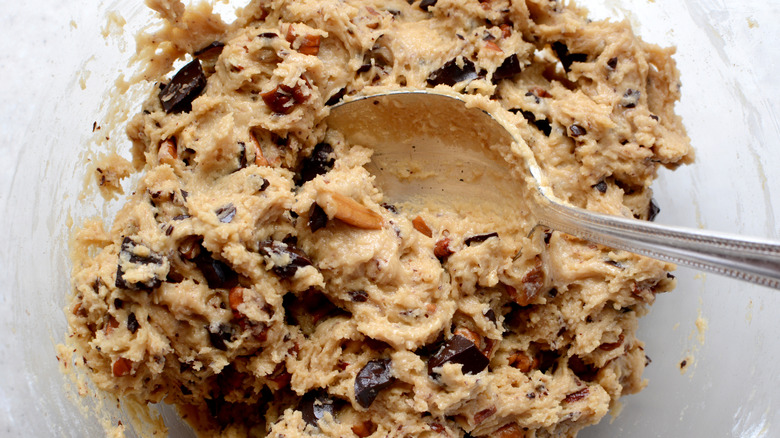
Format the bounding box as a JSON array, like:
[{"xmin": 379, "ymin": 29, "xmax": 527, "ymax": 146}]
[
  {"xmin": 412, "ymin": 215, "xmax": 432, "ymax": 237},
  {"xmin": 316, "ymin": 191, "xmax": 383, "ymax": 230}
]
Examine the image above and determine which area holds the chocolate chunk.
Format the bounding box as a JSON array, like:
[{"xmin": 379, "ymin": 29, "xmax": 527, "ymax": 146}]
[
  {"xmin": 208, "ymin": 323, "xmax": 234, "ymax": 351},
  {"xmin": 483, "ymin": 308, "xmax": 497, "ymax": 324},
  {"xmin": 592, "ymin": 180, "xmax": 607, "ymax": 193},
  {"xmin": 569, "ymin": 124, "xmax": 586, "ymax": 137},
  {"xmin": 298, "ymin": 390, "xmax": 335, "ymax": 426},
  {"xmin": 215, "ymin": 204, "xmax": 237, "ymax": 223},
  {"xmin": 650, "ymin": 114, "xmax": 660, "ymax": 121},
  {"xmin": 648, "ymin": 198, "xmax": 660, "ymax": 221},
  {"xmin": 348, "ymin": 290, "xmax": 369, "ymax": 302},
  {"xmin": 114, "ymin": 298, "xmax": 124, "ymax": 309},
  {"xmin": 258, "ymin": 32, "xmax": 278, "ymax": 39},
  {"xmin": 428, "ymin": 335, "xmax": 489, "ymax": 376},
  {"xmin": 464, "ymin": 232, "xmax": 499, "ymax": 246},
  {"xmin": 514, "ymin": 110, "xmax": 552, "ymax": 136},
  {"xmin": 193, "ymin": 248, "xmax": 239, "ymax": 289},
  {"xmin": 325, "ymin": 87, "xmax": 346, "ymax": 106},
  {"xmin": 607, "ymin": 57, "xmax": 618, "ymax": 70},
  {"xmin": 427, "ymin": 58, "xmax": 480, "ymax": 87},
  {"xmin": 605, "ymin": 259, "xmax": 623, "ymax": 269},
  {"xmin": 127, "ymin": 312, "xmax": 139, "ymax": 334},
  {"xmin": 115, "ymin": 237, "xmax": 165, "ymax": 291},
  {"xmin": 621, "ymin": 89, "xmax": 640, "ymax": 108},
  {"xmin": 193, "ymin": 41, "xmax": 225, "ymax": 56},
  {"xmin": 492, "ymin": 54, "xmax": 522, "ymax": 83},
  {"xmin": 551, "ymin": 42, "xmax": 588, "ymax": 72},
  {"xmin": 419, "ymin": 0, "xmax": 437, "ymax": 11},
  {"xmin": 355, "ymin": 358, "xmax": 396, "ymax": 408},
  {"xmin": 381, "ymin": 203, "xmax": 398, "ymax": 214},
  {"xmin": 298, "ymin": 142, "xmax": 335, "ymax": 185},
  {"xmin": 237, "ymin": 142, "xmax": 248, "ymax": 169},
  {"xmin": 158, "ymin": 59, "xmax": 207, "ymax": 114},
  {"xmin": 173, "ymin": 214, "xmax": 190, "ymax": 221},
  {"xmin": 258, "ymin": 240, "xmax": 313, "ymax": 278},
  {"xmin": 308, "ymin": 202, "xmax": 328, "ymax": 232}
]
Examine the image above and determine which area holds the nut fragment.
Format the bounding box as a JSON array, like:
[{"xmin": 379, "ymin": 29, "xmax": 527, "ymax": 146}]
[
  {"xmin": 316, "ymin": 191, "xmax": 383, "ymax": 230},
  {"xmin": 158, "ymin": 138, "xmax": 177, "ymax": 166},
  {"xmin": 112, "ymin": 357, "xmax": 133, "ymax": 377},
  {"xmin": 412, "ymin": 216, "xmax": 433, "ymax": 237},
  {"xmin": 249, "ymin": 131, "xmax": 270, "ymax": 166}
]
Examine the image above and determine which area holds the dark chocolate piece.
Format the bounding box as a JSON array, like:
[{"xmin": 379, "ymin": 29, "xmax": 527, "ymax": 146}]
[
  {"xmin": 464, "ymin": 232, "xmax": 499, "ymax": 246},
  {"xmin": 419, "ymin": 0, "xmax": 437, "ymax": 11},
  {"xmin": 492, "ymin": 54, "xmax": 521, "ymax": 83},
  {"xmin": 215, "ymin": 204, "xmax": 237, "ymax": 223},
  {"xmin": 428, "ymin": 335, "xmax": 489, "ymax": 376},
  {"xmin": 569, "ymin": 124, "xmax": 586, "ymax": 137},
  {"xmin": 208, "ymin": 324, "xmax": 234, "ymax": 351},
  {"xmin": 551, "ymin": 42, "xmax": 588, "ymax": 72},
  {"xmin": 258, "ymin": 240, "xmax": 313, "ymax": 278},
  {"xmin": 592, "ymin": 180, "xmax": 607, "ymax": 193},
  {"xmin": 158, "ymin": 59, "xmax": 207, "ymax": 114},
  {"xmin": 427, "ymin": 58, "xmax": 480, "ymax": 87},
  {"xmin": 127, "ymin": 312, "xmax": 139, "ymax": 334},
  {"xmin": 648, "ymin": 198, "xmax": 660, "ymax": 221},
  {"xmin": 621, "ymin": 89, "xmax": 640, "ymax": 108},
  {"xmin": 193, "ymin": 248, "xmax": 239, "ymax": 289},
  {"xmin": 298, "ymin": 390, "xmax": 335, "ymax": 426},
  {"xmin": 115, "ymin": 237, "xmax": 165, "ymax": 291},
  {"xmin": 355, "ymin": 358, "xmax": 395, "ymax": 408},
  {"xmin": 298, "ymin": 143, "xmax": 335, "ymax": 185},
  {"xmin": 607, "ymin": 57, "xmax": 618, "ymax": 70},
  {"xmin": 193, "ymin": 41, "xmax": 225, "ymax": 57},
  {"xmin": 348, "ymin": 290, "xmax": 369, "ymax": 302},
  {"xmin": 308, "ymin": 202, "xmax": 328, "ymax": 232},
  {"xmin": 325, "ymin": 87, "xmax": 346, "ymax": 106}
]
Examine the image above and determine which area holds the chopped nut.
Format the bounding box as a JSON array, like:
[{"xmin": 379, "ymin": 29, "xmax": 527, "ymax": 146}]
[
  {"xmin": 563, "ymin": 387, "xmax": 590, "ymax": 403},
  {"xmin": 453, "ymin": 328, "xmax": 481, "ymax": 349},
  {"xmin": 112, "ymin": 357, "xmax": 133, "ymax": 377},
  {"xmin": 599, "ymin": 334, "xmax": 625, "ymax": 351},
  {"xmin": 158, "ymin": 138, "xmax": 177, "ymax": 166},
  {"xmin": 485, "ymin": 40, "xmax": 502, "ymax": 52},
  {"xmin": 474, "ymin": 406, "xmax": 497, "ymax": 425},
  {"xmin": 412, "ymin": 215, "xmax": 433, "ymax": 237},
  {"xmin": 352, "ymin": 421, "xmax": 375, "ymax": 437},
  {"xmin": 434, "ymin": 237, "xmax": 454, "ymax": 260},
  {"xmin": 249, "ymin": 131, "xmax": 270, "ymax": 166},
  {"xmin": 508, "ymin": 351, "xmax": 538, "ymax": 373},
  {"xmin": 286, "ymin": 26, "xmax": 321, "ymax": 56},
  {"xmin": 316, "ymin": 191, "xmax": 383, "ymax": 230},
  {"xmin": 495, "ymin": 424, "xmax": 528, "ymax": 438}
]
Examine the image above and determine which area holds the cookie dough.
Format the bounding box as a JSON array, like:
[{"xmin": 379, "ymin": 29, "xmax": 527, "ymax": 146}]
[{"xmin": 65, "ymin": 0, "xmax": 692, "ymax": 436}]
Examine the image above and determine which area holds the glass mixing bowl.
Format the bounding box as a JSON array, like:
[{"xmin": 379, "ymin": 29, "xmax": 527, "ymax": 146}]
[{"xmin": 2, "ymin": 0, "xmax": 778, "ymax": 436}]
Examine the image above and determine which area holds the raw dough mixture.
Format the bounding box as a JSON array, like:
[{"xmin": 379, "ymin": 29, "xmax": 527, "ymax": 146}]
[{"xmin": 65, "ymin": 0, "xmax": 692, "ymax": 436}]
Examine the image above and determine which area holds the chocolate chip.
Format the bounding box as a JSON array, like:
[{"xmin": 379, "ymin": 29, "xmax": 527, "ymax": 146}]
[
  {"xmin": 648, "ymin": 198, "xmax": 660, "ymax": 221},
  {"xmin": 114, "ymin": 298, "xmax": 124, "ymax": 309},
  {"xmin": 193, "ymin": 41, "xmax": 225, "ymax": 57},
  {"xmin": 514, "ymin": 110, "xmax": 552, "ymax": 136},
  {"xmin": 173, "ymin": 214, "xmax": 190, "ymax": 221},
  {"xmin": 592, "ymin": 180, "xmax": 607, "ymax": 193},
  {"xmin": 621, "ymin": 88, "xmax": 640, "ymax": 108},
  {"xmin": 605, "ymin": 259, "xmax": 623, "ymax": 269},
  {"xmin": 569, "ymin": 124, "xmax": 586, "ymax": 137},
  {"xmin": 193, "ymin": 248, "xmax": 239, "ymax": 289},
  {"xmin": 115, "ymin": 237, "xmax": 165, "ymax": 291},
  {"xmin": 551, "ymin": 42, "xmax": 588, "ymax": 72},
  {"xmin": 208, "ymin": 324, "xmax": 234, "ymax": 351},
  {"xmin": 607, "ymin": 57, "xmax": 618, "ymax": 70},
  {"xmin": 483, "ymin": 308, "xmax": 497, "ymax": 324},
  {"xmin": 158, "ymin": 59, "xmax": 207, "ymax": 114},
  {"xmin": 237, "ymin": 142, "xmax": 248, "ymax": 170},
  {"xmin": 492, "ymin": 54, "xmax": 521, "ymax": 83},
  {"xmin": 127, "ymin": 312, "xmax": 139, "ymax": 334},
  {"xmin": 355, "ymin": 358, "xmax": 395, "ymax": 408},
  {"xmin": 258, "ymin": 240, "xmax": 313, "ymax": 278},
  {"xmin": 427, "ymin": 58, "xmax": 480, "ymax": 87},
  {"xmin": 258, "ymin": 32, "xmax": 278, "ymax": 39},
  {"xmin": 650, "ymin": 114, "xmax": 660, "ymax": 121},
  {"xmin": 180, "ymin": 190, "xmax": 189, "ymax": 201},
  {"xmin": 428, "ymin": 335, "xmax": 489, "ymax": 376},
  {"xmin": 419, "ymin": 0, "xmax": 437, "ymax": 11},
  {"xmin": 464, "ymin": 232, "xmax": 498, "ymax": 246},
  {"xmin": 215, "ymin": 204, "xmax": 237, "ymax": 223},
  {"xmin": 298, "ymin": 390, "xmax": 335, "ymax": 426},
  {"xmin": 348, "ymin": 290, "xmax": 369, "ymax": 302},
  {"xmin": 298, "ymin": 142, "xmax": 335, "ymax": 185},
  {"xmin": 325, "ymin": 87, "xmax": 346, "ymax": 106},
  {"xmin": 308, "ymin": 203, "xmax": 328, "ymax": 232},
  {"xmin": 381, "ymin": 203, "xmax": 398, "ymax": 214}
]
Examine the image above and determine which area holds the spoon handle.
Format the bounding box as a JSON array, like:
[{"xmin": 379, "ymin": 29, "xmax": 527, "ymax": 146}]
[{"xmin": 535, "ymin": 195, "xmax": 780, "ymax": 290}]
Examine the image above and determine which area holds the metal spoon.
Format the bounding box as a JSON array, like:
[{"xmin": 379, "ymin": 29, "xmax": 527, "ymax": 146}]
[{"xmin": 326, "ymin": 90, "xmax": 780, "ymax": 289}]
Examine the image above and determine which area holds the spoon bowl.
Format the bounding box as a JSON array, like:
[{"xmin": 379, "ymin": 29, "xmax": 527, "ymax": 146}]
[{"xmin": 327, "ymin": 91, "xmax": 780, "ymax": 289}]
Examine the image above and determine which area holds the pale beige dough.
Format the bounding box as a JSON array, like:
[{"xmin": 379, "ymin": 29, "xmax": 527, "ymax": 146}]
[{"xmin": 65, "ymin": 0, "xmax": 691, "ymax": 437}]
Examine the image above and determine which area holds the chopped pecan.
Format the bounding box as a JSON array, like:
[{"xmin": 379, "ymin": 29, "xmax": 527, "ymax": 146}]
[
  {"xmin": 508, "ymin": 351, "xmax": 538, "ymax": 373},
  {"xmin": 249, "ymin": 131, "xmax": 270, "ymax": 166},
  {"xmin": 286, "ymin": 26, "xmax": 321, "ymax": 56},
  {"xmin": 563, "ymin": 387, "xmax": 590, "ymax": 403},
  {"xmin": 158, "ymin": 138, "xmax": 177, "ymax": 166},
  {"xmin": 352, "ymin": 420, "xmax": 375, "ymax": 437},
  {"xmin": 316, "ymin": 191, "xmax": 383, "ymax": 230},
  {"xmin": 261, "ymin": 83, "xmax": 308, "ymax": 114},
  {"xmin": 495, "ymin": 424, "xmax": 528, "ymax": 438},
  {"xmin": 112, "ymin": 357, "xmax": 133, "ymax": 377},
  {"xmin": 474, "ymin": 406, "xmax": 497, "ymax": 425},
  {"xmin": 434, "ymin": 237, "xmax": 454, "ymax": 260},
  {"xmin": 412, "ymin": 215, "xmax": 433, "ymax": 237},
  {"xmin": 599, "ymin": 334, "xmax": 625, "ymax": 351}
]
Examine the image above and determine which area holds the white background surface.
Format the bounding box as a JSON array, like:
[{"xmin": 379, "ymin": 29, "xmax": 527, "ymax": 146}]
[{"xmin": 1, "ymin": 1, "xmax": 779, "ymax": 437}]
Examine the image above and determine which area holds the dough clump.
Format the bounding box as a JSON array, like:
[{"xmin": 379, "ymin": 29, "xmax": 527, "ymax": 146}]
[{"xmin": 66, "ymin": 0, "xmax": 692, "ymax": 436}]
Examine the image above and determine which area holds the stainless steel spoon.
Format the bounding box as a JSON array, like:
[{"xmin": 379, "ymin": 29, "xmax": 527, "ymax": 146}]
[{"xmin": 326, "ymin": 91, "xmax": 780, "ymax": 289}]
